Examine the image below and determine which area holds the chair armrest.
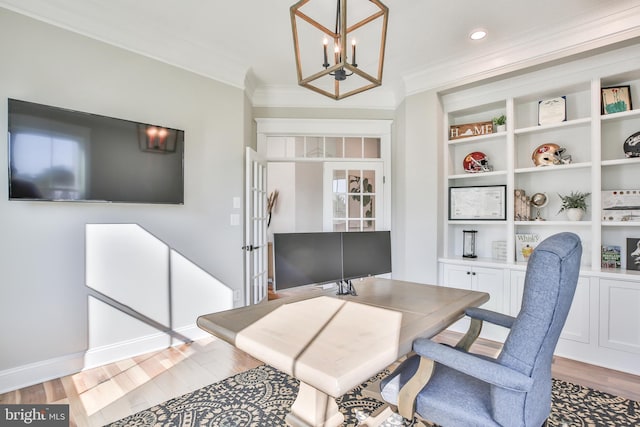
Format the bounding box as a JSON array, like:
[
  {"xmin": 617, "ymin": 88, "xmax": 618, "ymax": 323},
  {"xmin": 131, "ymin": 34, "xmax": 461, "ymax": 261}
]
[
  {"xmin": 465, "ymin": 307, "xmax": 516, "ymax": 329},
  {"xmin": 413, "ymin": 338, "xmax": 533, "ymax": 392}
]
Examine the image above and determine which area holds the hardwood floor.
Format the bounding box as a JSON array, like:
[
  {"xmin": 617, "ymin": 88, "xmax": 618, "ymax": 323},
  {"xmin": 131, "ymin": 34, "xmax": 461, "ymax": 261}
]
[{"xmin": 1, "ymin": 331, "xmax": 639, "ymax": 427}]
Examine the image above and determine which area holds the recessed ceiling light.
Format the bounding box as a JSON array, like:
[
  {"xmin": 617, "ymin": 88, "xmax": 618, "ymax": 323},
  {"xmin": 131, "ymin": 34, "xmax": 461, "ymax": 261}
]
[{"xmin": 470, "ymin": 29, "xmax": 487, "ymax": 40}]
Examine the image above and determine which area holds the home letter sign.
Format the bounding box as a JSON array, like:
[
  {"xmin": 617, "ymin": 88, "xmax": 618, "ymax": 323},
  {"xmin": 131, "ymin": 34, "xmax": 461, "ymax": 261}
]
[{"xmin": 449, "ymin": 121, "xmax": 493, "ymax": 140}]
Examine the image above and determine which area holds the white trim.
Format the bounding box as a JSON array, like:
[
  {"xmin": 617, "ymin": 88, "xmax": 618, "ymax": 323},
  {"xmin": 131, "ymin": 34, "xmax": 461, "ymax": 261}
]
[
  {"xmin": 84, "ymin": 332, "xmax": 170, "ymax": 370},
  {"xmin": 255, "ymin": 118, "xmax": 392, "ymax": 137},
  {"xmin": 0, "ymin": 352, "xmax": 85, "ymax": 394},
  {"xmin": 84, "ymin": 323, "xmax": 207, "ymax": 371}
]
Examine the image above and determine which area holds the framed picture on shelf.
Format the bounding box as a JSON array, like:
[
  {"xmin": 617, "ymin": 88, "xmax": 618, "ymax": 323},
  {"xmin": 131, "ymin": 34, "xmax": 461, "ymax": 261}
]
[
  {"xmin": 448, "ymin": 185, "xmax": 506, "ymax": 220},
  {"xmin": 538, "ymin": 96, "xmax": 566, "ymax": 125},
  {"xmin": 601, "ymin": 86, "xmax": 632, "ymax": 115},
  {"xmin": 601, "ymin": 190, "xmax": 640, "ymax": 222},
  {"xmin": 626, "ymin": 238, "xmax": 640, "ymax": 271}
]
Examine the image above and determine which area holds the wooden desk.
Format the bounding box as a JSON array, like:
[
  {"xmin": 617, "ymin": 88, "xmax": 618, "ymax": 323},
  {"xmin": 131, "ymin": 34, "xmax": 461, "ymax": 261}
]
[{"xmin": 197, "ymin": 278, "xmax": 489, "ymax": 427}]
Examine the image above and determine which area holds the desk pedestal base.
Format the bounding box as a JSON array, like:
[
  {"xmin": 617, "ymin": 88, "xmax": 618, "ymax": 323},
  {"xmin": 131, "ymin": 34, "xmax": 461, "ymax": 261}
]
[{"xmin": 286, "ymin": 382, "xmax": 344, "ymax": 427}]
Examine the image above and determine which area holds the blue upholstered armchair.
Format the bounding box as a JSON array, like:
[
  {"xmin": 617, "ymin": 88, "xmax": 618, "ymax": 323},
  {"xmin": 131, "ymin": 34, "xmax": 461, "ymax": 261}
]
[{"xmin": 379, "ymin": 232, "xmax": 582, "ymax": 427}]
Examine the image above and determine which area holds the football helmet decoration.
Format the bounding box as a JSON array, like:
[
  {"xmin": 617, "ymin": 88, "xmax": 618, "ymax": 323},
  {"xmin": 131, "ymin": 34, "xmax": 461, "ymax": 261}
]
[
  {"xmin": 623, "ymin": 131, "xmax": 640, "ymax": 158},
  {"xmin": 531, "ymin": 143, "xmax": 572, "ymax": 166},
  {"xmin": 463, "ymin": 151, "xmax": 493, "ymax": 173}
]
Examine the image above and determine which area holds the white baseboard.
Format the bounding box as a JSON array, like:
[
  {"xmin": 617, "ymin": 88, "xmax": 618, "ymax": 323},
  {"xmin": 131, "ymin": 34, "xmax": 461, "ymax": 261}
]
[
  {"xmin": 174, "ymin": 324, "xmax": 211, "ymax": 342},
  {"xmin": 84, "ymin": 324, "xmax": 207, "ymax": 370},
  {"xmin": 84, "ymin": 332, "xmax": 171, "ymax": 370},
  {"xmin": 0, "ymin": 352, "xmax": 85, "ymax": 394},
  {"xmin": 0, "ymin": 324, "xmax": 208, "ymax": 394}
]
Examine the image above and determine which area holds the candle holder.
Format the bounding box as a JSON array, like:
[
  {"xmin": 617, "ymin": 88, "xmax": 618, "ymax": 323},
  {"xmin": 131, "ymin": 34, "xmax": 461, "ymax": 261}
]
[{"xmin": 463, "ymin": 230, "xmax": 478, "ymax": 258}]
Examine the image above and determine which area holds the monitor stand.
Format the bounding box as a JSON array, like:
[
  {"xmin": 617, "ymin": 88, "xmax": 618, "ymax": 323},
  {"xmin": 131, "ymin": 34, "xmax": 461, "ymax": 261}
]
[{"xmin": 336, "ymin": 280, "xmax": 357, "ymax": 296}]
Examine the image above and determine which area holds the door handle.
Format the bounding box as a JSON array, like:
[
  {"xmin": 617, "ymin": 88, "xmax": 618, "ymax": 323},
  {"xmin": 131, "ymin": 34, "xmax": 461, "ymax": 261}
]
[{"xmin": 242, "ymin": 244, "xmax": 255, "ymax": 252}]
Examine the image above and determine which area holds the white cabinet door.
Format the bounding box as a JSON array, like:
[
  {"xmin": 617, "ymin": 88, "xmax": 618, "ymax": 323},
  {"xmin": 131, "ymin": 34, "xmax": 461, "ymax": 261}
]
[
  {"xmin": 441, "ymin": 264, "xmax": 473, "ymax": 291},
  {"xmin": 600, "ymin": 279, "xmax": 640, "ymax": 354},
  {"xmin": 441, "ymin": 264, "xmax": 506, "ymax": 341},
  {"xmin": 473, "ymin": 266, "xmax": 507, "ymax": 314}
]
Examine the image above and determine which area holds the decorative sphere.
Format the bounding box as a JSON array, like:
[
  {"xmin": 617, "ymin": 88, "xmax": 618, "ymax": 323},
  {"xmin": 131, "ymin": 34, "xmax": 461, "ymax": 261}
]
[{"xmin": 531, "ymin": 193, "xmax": 548, "ymax": 208}]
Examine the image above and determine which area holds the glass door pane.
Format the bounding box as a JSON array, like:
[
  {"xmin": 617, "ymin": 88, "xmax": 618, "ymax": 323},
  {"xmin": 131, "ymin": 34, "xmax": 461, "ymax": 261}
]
[{"xmin": 324, "ymin": 162, "xmax": 383, "ymax": 232}]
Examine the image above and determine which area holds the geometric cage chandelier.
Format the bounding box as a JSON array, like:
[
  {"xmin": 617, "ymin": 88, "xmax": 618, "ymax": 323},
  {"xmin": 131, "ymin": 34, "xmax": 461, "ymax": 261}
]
[{"xmin": 290, "ymin": 0, "xmax": 388, "ymax": 100}]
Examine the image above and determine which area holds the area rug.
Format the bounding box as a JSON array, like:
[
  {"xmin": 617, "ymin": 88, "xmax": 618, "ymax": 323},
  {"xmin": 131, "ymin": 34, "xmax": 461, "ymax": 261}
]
[{"xmin": 107, "ymin": 364, "xmax": 639, "ymax": 427}]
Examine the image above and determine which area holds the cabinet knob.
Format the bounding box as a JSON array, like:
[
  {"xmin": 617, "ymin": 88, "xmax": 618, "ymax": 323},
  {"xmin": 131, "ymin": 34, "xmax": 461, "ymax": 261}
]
[
  {"xmin": 466, "ymin": 271, "xmax": 471, "ymax": 275},
  {"xmin": 472, "ymin": 272, "xmax": 476, "ymax": 275}
]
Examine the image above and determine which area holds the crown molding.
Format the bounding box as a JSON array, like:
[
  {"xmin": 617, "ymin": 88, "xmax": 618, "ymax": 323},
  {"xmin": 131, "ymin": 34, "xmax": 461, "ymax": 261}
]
[
  {"xmin": 251, "ymin": 83, "xmax": 400, "ymax": 110},
  {"xmin": 403, "ymin": 5, "xmax": 640, "ymax": 96},
  {"xmin": 0, "ymin": 1, "xmax": 249, "ymax": 89}
]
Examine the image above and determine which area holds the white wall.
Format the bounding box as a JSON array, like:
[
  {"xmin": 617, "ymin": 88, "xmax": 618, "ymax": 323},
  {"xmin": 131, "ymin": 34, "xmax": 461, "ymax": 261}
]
[
  {"xmin": 0, "ymin": 9, "xmax": 246, "ymax": 390},
  {"xmin": 267, "ymin": 163, "xmax": 297, "ymax": 237},
  {"xmin": 391, "ymin": 90, "xmax": 442, "ymax": 284},
  {"xmin": 266, "ymin": 162, "xmax": 324, "ymax": 238}
]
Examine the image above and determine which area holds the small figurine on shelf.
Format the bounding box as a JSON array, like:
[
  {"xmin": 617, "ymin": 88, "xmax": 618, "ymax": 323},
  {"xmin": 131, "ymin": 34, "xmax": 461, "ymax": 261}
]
[{"xmin": 530, "ymin": 192, "xmax": 548, "ymax": 221}]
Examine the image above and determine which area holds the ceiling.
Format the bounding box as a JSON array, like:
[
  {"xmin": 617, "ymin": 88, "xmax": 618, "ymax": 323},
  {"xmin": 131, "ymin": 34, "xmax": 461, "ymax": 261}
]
[{"xmin": 1, "ymin": 0, "xmax": 640, "ymax": 109}]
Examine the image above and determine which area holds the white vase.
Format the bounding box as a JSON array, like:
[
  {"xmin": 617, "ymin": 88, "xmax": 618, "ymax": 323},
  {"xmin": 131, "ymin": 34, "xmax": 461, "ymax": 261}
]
[
  {"xmin": 496, "ymin": 124, "xmax": 506, "ymax": 132},
  {"xmin": 566, "ymin": 208, "xmax": 584, "ymax": 221}
]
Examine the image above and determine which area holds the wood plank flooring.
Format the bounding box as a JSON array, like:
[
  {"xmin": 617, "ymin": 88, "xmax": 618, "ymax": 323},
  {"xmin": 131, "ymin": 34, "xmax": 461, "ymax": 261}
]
[{"xmin": 1, "ymin": 331, "xmax": 639, "ymax": 427}]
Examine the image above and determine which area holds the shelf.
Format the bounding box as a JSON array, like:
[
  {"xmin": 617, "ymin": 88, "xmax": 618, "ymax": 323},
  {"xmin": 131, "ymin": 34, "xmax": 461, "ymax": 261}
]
[
  {"xmin": 447, "ymin": 220, "xmax": 507, "ymax": 225},
  {"xmin": 601, "ymin": 108, "xmax": 640, "ymax": 122},
  {"xmin": 514, "ymin": 117, "xmax": 591, "ymax": 135},
  {"xmin": 438, "ymin": 256, "xmax": 510, "ymax": 268},
  {"xmin": 515, "ymin": 161, "xmax": 592, "ymax": 174},
  {"xmin": 601, "ymin": 157, "xmax": 640, "ymax": 167},
  {"xmin": 515, "ymin": 220, "xmax": 592, "ymax": 226},
  {"xmin": 448, "ymin": 170, "xmax": 507, "ymax": 180},
  {"xmin": 602, "ymin": 221, "xmax": 640, "ymax": 227},
  {"xmin": 447, "ymin": 131, "xmax": 506, "ymax": 145}
]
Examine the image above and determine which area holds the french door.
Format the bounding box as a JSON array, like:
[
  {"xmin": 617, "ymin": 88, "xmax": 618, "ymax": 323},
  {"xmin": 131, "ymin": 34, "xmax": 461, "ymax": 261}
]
[
  {"xmin": 244, "ymin": 147, "xmax": 268, "ymax": 305},
  {"xmin": 323, "ymin": 161, "xmax": 384, "ymax": 232}
]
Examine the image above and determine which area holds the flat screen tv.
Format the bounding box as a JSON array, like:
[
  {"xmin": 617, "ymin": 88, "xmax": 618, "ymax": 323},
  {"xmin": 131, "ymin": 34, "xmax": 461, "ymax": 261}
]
[
  {"xmin": 342, "ymin": 231, "xmax": 392, "ymax": 280},
  {"xmin": 7, "ymin": 98, "xmax": 185, "ymax": 204},
  {"xmin": 273, "ymin": 232, "xmax": 343, "ymax": 291}
]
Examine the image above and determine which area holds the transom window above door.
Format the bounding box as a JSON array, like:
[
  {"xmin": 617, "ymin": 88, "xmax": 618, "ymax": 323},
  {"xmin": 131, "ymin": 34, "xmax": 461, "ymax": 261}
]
[{"xmin": 264, "ymin": 135, "xmax": 381, "ymax": 160}]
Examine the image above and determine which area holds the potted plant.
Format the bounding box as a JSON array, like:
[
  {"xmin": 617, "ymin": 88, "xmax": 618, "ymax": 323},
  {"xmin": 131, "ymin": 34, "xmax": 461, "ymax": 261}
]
[
  {"xmin": 492, "ymin": 114, "xmax": 506, "ymax": 132},
  {"xmin": 557, "ymin": 191, "xmax": 590, "ymax": 221}
]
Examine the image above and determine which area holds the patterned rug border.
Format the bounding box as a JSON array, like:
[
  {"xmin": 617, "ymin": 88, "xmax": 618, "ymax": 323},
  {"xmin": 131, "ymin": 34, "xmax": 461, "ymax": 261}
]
[{"xmin": 107, "ymin": 364, "xmax": 640, "ymax": 427}]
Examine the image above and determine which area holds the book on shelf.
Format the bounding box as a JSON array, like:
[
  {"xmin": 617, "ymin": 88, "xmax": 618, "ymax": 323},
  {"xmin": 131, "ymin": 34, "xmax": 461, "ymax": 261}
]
[
  {"xmin": 515, "ymin": 233, "xmax": 540, "ymax": 262},
  {"xmin": 601, "ymin": 245, "xmax": 621, "ymax": 269}
]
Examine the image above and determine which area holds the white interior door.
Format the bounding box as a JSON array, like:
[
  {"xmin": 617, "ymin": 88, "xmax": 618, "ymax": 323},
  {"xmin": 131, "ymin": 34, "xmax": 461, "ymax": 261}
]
[
  {"xmin": 323, "ymin": 162, "xmax": 384, "ymax": 231},
  {"xmin": 245, "ymin": 147, "xmax": 268, "ymax": 305}
]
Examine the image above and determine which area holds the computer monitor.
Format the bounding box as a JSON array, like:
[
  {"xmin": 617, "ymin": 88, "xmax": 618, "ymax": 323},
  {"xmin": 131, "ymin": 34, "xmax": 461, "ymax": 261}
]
[
  {"xmin": 341, "ymin": 231, "xmax": 392, "ymax": 280},
  {"xmin": 273, "ymin": 232, "xmax": 343, "ymax": 291}
]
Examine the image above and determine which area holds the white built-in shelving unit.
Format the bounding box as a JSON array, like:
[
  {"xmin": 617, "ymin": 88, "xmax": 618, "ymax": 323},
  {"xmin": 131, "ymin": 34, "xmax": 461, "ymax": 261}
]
[{"xmin": 438, "ymin": 44, "xmax": 640, "ymax": 375}]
